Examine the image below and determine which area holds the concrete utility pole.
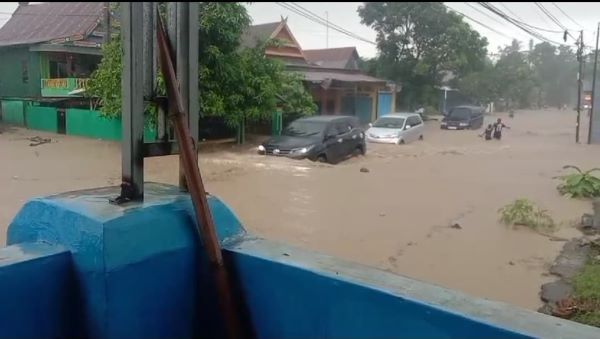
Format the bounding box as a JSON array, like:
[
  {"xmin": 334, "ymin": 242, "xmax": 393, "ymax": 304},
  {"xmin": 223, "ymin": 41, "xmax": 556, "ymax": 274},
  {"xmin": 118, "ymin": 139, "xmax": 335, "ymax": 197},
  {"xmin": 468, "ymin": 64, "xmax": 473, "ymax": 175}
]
[
  {"xmin": 326, "ymin": 11, "xmax": 329, "ymax": 48},
  {"xmin": 589, "ymin": 23, "xmax": 600, "ymax": 144},
  {"xmin": 576, "ymin": 30, "xmax": 584, "ymax": 143}
]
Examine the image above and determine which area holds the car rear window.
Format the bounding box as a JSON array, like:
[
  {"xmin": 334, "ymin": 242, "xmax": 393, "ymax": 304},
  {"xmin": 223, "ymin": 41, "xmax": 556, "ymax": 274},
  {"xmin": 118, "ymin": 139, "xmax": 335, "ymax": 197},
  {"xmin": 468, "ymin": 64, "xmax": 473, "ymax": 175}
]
[
  {"xmin": 449, "ymin": 108, "xmax": 471, "ymax": 119},
  {"xmin": 283, "ymin": 121, "xmax": 327, "ymax": 137},
  {"xmin": 373, "ymin": 117, "xmax": 405, "ymax": 128}
]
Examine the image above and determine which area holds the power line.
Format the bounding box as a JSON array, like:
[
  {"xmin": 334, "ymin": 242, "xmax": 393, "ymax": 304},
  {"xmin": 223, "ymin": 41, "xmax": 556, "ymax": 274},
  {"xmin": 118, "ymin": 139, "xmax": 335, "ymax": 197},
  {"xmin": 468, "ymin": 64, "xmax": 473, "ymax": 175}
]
[
  {"xmin": 478, "ymin": 2, "xmax": 567, "ymax": 46},
  {"xmin": 551, "ymin": 2, "xmax": 584, "ymax": 29},
  {"xmin": 443, "ymin": 4, "xmax": 513, "ymax": 40},
  {"xmin": 287, "ymin": 2, "xmax": 373, "ymax": 45},
  {"xmin": 534, "ymin": 2, "xmax": 570, "ymax": 32},
  {"xmin": 463, "ymin": 0, "xmax": 560, "ymax": 47},
  {"xmin": 495, "ymin": 3, "xmax": 563, "ymax": 33},
  {"xmin": 498, "ymin": 2, "xmax": 524, "ymax": 22},
  {"xmin": 464, "ymin": 2, "xmax": 508, "ymax": 27},
  {"xmin": 275, "ymin": 2, "xmax": 376, "ymax": 45}
]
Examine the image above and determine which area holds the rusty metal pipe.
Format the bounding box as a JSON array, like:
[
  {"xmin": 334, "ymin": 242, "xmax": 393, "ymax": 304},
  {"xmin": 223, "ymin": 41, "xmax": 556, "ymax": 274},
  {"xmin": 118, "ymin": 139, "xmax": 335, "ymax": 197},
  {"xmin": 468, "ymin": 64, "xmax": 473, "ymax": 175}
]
[{"xmin": 156, "ymin": 12, "xmax": 244, "ymax": 339}]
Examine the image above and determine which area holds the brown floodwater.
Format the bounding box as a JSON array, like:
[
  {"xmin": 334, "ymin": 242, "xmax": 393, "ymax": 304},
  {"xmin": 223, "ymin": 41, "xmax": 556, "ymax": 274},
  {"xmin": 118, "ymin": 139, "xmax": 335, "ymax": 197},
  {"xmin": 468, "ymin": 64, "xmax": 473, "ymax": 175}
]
[{"xmin": 1, "ymin": 109, "xmax": 597, "ymax": 310}]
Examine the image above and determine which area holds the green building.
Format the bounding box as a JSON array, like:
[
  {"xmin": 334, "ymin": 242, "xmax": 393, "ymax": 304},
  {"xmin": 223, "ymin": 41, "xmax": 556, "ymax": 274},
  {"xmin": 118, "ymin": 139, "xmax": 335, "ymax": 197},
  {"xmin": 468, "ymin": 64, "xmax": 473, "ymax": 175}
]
[{"xmin": 0, "ymin": 2, "xmax": 155, "ymax": 141}]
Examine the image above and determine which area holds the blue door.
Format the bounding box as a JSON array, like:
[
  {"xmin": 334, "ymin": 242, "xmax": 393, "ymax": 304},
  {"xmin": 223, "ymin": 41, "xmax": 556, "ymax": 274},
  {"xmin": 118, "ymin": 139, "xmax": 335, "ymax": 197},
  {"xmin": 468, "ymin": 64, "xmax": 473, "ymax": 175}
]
[
  {"xmin": 378, "ymin": 91, "xmax": 393, "ymax": 118},
  {"xmin": 341, "ymin": 96, "xmax": 354, "ymax": 115},
  {"xmin": 355, "ymin": 96, "xmax": 373, "ymax": 124}
]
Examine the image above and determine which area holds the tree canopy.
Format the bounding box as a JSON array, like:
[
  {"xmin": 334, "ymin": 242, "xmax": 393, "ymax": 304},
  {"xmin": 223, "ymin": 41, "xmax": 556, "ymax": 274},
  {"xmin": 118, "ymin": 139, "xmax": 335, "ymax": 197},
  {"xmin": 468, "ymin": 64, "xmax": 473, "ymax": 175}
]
[
  {"xmin": 358, "ymin": 2, "xmax": 579, "ymax": 111},
  {"xmin": 458, "ymin": 38, "xmax": 577, "ymax": 109},
  {"xmin": 358, "ymin": 2, "xmax": 488, "ymax": 108},
  {"xmin": 87, "ymin": 2, "xmax": 316, "ymax": 127}
]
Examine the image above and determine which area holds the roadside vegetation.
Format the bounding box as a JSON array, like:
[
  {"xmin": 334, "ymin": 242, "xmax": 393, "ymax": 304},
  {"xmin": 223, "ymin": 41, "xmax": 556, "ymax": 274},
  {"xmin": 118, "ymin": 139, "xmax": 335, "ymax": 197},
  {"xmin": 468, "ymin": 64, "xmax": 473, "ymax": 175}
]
[
  {"xmin": 571, "ymin": 244, "xmax": 600, "ymax": 327},
  {"xmin": 498, "ymin": 198, "xmax": 556, "ymax": 233},
  {"xmin": 87, "ymin": 3, "xmax": 316, "ymax": 141},
  {"xmin": 557, "ymin": 166, "xmax": 600, "ymax": 199}
]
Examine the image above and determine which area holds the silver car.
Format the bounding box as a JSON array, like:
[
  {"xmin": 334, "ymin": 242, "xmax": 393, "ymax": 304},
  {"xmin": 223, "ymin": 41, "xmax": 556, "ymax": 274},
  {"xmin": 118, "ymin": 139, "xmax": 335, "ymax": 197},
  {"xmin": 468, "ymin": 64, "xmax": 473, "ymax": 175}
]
[{"xmin": 366, "ymin": 113, "xmax": 424, "ymax": 145}]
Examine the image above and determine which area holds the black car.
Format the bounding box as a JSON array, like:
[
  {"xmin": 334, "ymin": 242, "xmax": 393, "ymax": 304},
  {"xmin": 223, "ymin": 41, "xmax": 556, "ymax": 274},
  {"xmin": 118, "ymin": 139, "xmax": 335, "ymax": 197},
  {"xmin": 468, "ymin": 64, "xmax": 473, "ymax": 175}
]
[
  {"xmin": 258, "ymin": 115, "xmax": 366, "ymax": 164},
  {"xmin": 441, "ymin": 105, "xmax": 485, "ymax": 130}
]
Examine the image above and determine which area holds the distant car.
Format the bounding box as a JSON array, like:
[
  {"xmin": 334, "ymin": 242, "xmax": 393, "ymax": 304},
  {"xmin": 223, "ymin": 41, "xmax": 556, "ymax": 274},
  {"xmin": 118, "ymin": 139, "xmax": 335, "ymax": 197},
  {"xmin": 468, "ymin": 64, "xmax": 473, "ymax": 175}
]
[
  {"xmin": 257, "ymin": 115, "xmax": 366, "ymax": 164},
  {"xmin": 366, "ymin": 113, "xmax": 424, "ymax": 145},
  {"xmin": 441, "ymin": 105, "xmax": 485, "ymax": 130}
]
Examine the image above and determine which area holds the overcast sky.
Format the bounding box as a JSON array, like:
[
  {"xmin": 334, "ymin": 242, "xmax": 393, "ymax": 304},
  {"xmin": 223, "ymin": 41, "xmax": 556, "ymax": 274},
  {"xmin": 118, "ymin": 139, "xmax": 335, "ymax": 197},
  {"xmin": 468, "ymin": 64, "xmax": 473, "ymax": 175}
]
[
  {"xmin": 0, "ymin": 2, "xmax": 598, "ymax": 59},
  {"xmin": 245, "ymin": 2, "xmax": 600, "ymax": 58}
]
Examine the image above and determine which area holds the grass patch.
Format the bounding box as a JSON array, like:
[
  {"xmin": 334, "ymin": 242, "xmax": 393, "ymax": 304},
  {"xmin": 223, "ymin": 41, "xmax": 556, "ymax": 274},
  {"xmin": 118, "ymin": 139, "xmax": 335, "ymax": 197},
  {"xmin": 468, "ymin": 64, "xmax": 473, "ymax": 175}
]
[
  {"xmin": 498, "ymin": 198, "xmax": 556, "ymax": 232},
  {"xmin": 571, "ymin": 253, "xmax": 600, "ymax": 327}
]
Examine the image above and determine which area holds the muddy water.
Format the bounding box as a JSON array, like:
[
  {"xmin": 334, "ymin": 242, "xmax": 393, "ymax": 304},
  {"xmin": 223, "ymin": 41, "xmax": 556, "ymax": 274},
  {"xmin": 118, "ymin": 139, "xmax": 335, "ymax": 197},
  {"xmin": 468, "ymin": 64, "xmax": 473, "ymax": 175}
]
[{"xmin": 1, "ymin": 109, "xmax": 598, "ymax": 310}]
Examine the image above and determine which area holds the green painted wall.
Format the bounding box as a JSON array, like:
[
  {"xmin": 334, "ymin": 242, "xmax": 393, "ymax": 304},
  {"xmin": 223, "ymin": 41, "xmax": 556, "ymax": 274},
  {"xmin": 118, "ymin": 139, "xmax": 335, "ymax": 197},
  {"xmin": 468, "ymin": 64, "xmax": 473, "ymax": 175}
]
[
  {"xmin": 25, "ymin": 105, "xmax": 58, "ymax": 133},
  {"xmin": 66, "ymin": 108, "xmax": 156, "ymax": 141},
  {"xmin": 1, "ymin": 100, "xmax": 25, "ymax": 125},
  {"xmin": 66, "ymin": 108, "xmax": 121, "ymax": 140},
  {"xmin": 0, "ymin": 47, "xmax": 41, "ymax": 98}
]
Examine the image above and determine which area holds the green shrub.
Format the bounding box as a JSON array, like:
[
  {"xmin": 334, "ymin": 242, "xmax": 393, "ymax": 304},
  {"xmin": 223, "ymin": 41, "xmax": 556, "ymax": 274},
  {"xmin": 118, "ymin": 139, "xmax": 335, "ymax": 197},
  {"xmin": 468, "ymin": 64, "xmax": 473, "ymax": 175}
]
[
  {"xmin": 498, "ymin": 198, "xmax": 556, "ymax": 232},
  {"xmin": 557, "ymin": 165, "xmax": 600, "ymax": 199}
]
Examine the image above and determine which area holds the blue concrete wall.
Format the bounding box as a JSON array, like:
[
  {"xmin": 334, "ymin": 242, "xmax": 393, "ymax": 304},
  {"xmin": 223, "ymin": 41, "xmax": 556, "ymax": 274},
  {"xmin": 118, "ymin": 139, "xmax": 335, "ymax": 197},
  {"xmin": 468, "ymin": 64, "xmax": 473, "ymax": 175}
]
[
  {"xmin": 0, "ymin": 242, "xmax": 79, "ymax": 339},
  {"xmin": 7, "ymin": 183, "xmax": 245, "ymax": 339},
  {"xmin": 2, "ymin": 183, "xmax": 600, "ymax": 339}
]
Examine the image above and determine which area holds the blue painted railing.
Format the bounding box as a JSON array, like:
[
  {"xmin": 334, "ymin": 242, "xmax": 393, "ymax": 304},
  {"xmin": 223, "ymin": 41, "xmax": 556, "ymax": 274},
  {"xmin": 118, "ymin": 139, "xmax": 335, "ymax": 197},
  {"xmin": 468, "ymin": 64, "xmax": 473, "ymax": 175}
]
[{"xmin": 0, "ymin": 183, "xmax": 598, "ymax": 339}]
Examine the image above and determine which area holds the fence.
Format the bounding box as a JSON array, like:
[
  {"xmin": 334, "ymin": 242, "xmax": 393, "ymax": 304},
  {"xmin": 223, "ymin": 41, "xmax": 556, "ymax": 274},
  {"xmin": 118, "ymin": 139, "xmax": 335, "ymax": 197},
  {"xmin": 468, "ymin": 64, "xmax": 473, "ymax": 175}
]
[{"xmin": 0, "ymin": 100, "xmax": 156, "ymax": 142}]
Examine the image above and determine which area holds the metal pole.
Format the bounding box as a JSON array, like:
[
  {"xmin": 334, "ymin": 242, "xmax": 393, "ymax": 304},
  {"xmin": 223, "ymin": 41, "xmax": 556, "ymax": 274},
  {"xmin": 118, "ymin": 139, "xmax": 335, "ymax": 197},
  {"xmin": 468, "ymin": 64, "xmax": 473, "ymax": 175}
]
[
  {"xmin": 326, "ymin": 11, "xmax": 329, "ymax": 48},
  {"xmin": 188, "ymin": 2, "xmax": 199, "ymax": 144},
  {"xmin": 443, "ymin": 89, "xmax": 447, "ymax": 114},
  {"xmin": 576, "ymin": 30, "xmax": 584, "ymax": 143},
  {"xmin": 117, "ymin": 1, "xmax": 144, "ymax": 202},
  {"xmin": 174, "ymin": 2, "xmax": 199, "ymax": 191},
  {"xmin": 153, "ymin": 2, "xmax": 167, "ymax": 142},
  {"xmin": 104, "ymin": 2, "xmax": 111, "ymax": 44},
  {"xmin": 156, "ymin": 14, "xmax": 244, "ymax": 338},
  {"xmin": 142, "ymin": 2, "xmax": 154, "ymax": 101},
  {"xmin": 589, "ymin": 23, "xmax": 600, "ymax": 144}
]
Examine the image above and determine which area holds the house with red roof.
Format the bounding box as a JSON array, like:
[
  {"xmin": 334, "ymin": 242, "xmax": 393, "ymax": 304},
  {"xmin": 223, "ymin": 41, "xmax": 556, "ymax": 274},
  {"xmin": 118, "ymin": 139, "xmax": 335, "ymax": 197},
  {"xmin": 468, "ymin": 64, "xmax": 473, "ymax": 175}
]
[
  {"xmin": 0, "ymin": 2, "xmax": 116, "ymax": 137},
  {"xmin": 241, "ymin": 18, "xmax": 399, "ymax": 124}
]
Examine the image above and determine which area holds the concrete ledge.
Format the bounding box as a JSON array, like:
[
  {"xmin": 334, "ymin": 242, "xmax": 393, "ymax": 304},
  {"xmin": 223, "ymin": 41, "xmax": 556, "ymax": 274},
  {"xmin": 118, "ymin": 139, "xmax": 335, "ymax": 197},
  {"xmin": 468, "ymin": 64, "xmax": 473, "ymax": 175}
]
[
  {"xmin": 0, "ymin": 242, "xmax": 76, "ymax": 339},
  {"xmin": 229, "ymin": 238, "xmax": 600, "ymax": 339}
]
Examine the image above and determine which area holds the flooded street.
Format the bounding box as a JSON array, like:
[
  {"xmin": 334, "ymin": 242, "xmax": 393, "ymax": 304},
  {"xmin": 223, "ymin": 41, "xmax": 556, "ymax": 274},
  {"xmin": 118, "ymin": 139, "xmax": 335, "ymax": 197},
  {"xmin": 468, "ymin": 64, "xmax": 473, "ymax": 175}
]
[{"xmin": 1, "ymin": 109, "xmax": 599, "ymax": 310}]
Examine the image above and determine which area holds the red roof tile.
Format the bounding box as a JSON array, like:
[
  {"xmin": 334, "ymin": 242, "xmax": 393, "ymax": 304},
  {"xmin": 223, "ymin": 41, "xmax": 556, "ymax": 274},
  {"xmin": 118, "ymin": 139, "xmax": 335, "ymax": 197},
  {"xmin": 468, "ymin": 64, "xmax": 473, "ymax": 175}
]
[
  {"xmin": 303, "ymin": 47, "xmax": 358, "ymax": 69},
  {"xmin": 0, "ymin": 2, "xmax": 104, "ymax": 47}
]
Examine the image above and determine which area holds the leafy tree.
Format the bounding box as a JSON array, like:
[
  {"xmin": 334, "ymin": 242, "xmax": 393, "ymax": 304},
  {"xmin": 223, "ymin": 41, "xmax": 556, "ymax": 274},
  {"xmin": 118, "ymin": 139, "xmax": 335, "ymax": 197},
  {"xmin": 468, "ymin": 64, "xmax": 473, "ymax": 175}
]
[
  {"xmin": 457, "ymin": 58, "xmax": 497, "ymax": 105},
  {"xmin": 88, "ymin": 2, "xmax": 315, "ymax": 131},
  {"xmin": 87, "ymin": 37, "xmax": 121, "ymax": 116},
  {"xmin": 357, "ymin": 2, "xmax": 488, "ymax": 108},
  {"xmin": 494, "ymin": 39, "xmax": 536, "ymax": 108}
]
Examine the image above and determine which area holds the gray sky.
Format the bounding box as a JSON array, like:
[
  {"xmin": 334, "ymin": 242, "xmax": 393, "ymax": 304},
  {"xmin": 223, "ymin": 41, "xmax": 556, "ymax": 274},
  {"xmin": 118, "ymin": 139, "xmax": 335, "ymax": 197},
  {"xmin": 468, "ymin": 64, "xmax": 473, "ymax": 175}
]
[
  {"xmin": 0, "ymin": 3, "xmax": 598, "ymax": 59},
  {"xmin": 246, "ymin": 2, "xmax": 600, "ymax": 58}
]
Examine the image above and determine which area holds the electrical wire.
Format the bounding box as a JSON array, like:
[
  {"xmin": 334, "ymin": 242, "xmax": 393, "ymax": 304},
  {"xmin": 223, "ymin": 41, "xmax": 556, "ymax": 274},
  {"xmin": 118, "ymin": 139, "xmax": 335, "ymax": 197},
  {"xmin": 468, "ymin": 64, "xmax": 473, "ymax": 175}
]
[
  {"xmin": 534, "ymin": 2, "xmax": 572, "ymax": 35},
  {"xmin": 551, "ymin": 2, "xmax": 584, "ymax": 29},
  {"xmin": 443, "ymin": 3, "xmax": 513, "ymax": 40},
  {"xmin": 478, "ymin": 2, "xmax": 567, "ymax": 46},
  {"xmin": 275, "ymin": 2, "xmax": 376, "ymax": 45},
  {"xmin": 495, "ymin": 2, "xmax": 564, "ymax": 33},
  {"xmin": 288, "ymin": 2, "xmax": 372, "ymax": 44}
]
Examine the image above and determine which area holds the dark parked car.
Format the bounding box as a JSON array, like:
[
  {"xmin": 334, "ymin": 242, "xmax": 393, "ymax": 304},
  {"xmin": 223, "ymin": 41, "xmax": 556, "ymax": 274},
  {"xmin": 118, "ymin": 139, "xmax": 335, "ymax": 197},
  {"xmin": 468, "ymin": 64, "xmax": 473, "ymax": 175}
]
[
  {"xmin": 440, "ymin": 105, "xmax": 485, "ymax": 130},
  {"xmin": 258, "ymin": 115, "xmax": 366, "ymax": 164}
]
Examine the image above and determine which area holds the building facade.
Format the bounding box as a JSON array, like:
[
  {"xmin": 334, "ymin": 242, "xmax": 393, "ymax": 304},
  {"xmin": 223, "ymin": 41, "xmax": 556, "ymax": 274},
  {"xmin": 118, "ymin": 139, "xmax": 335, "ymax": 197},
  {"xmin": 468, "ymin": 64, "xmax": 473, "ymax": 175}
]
[{"xmin": 242, "ymin": 18, "xmax": 398, "ymax": 124}]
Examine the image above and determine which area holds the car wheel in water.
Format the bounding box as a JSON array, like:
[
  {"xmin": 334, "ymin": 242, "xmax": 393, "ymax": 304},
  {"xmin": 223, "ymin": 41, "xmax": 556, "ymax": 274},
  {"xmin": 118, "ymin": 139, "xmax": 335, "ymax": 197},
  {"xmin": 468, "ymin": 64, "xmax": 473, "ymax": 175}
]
[
  {"xmin": 353, "ymin": 146, "xmax": 365, "ymax": 157},
  {"xmin": 397, "ymin": 139, "xmax": 405, "ymax": 145},
  {"xmin": 317, "ymin": 154, "xmax": 327, "ymax": 163}
]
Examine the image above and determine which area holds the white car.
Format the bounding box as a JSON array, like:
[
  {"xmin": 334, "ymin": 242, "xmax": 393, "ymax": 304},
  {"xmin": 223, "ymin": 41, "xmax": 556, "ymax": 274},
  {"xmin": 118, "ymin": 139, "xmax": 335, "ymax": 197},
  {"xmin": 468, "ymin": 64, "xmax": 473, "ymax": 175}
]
[{"xmin": 366, "ymin": 113, "xmax": 424, "ymax": 145}]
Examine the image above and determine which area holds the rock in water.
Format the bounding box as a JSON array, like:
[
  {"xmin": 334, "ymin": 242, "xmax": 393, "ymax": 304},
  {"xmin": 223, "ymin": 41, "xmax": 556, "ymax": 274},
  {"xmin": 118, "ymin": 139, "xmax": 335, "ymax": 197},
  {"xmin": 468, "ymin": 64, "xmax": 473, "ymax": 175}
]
[
  {"xmin": 360, "ymin": 167, "xmax": 370, "ymax": 173},
  {"xmin": 450, "ymin": 223, "xmax": 462, "ymax": 229}
]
